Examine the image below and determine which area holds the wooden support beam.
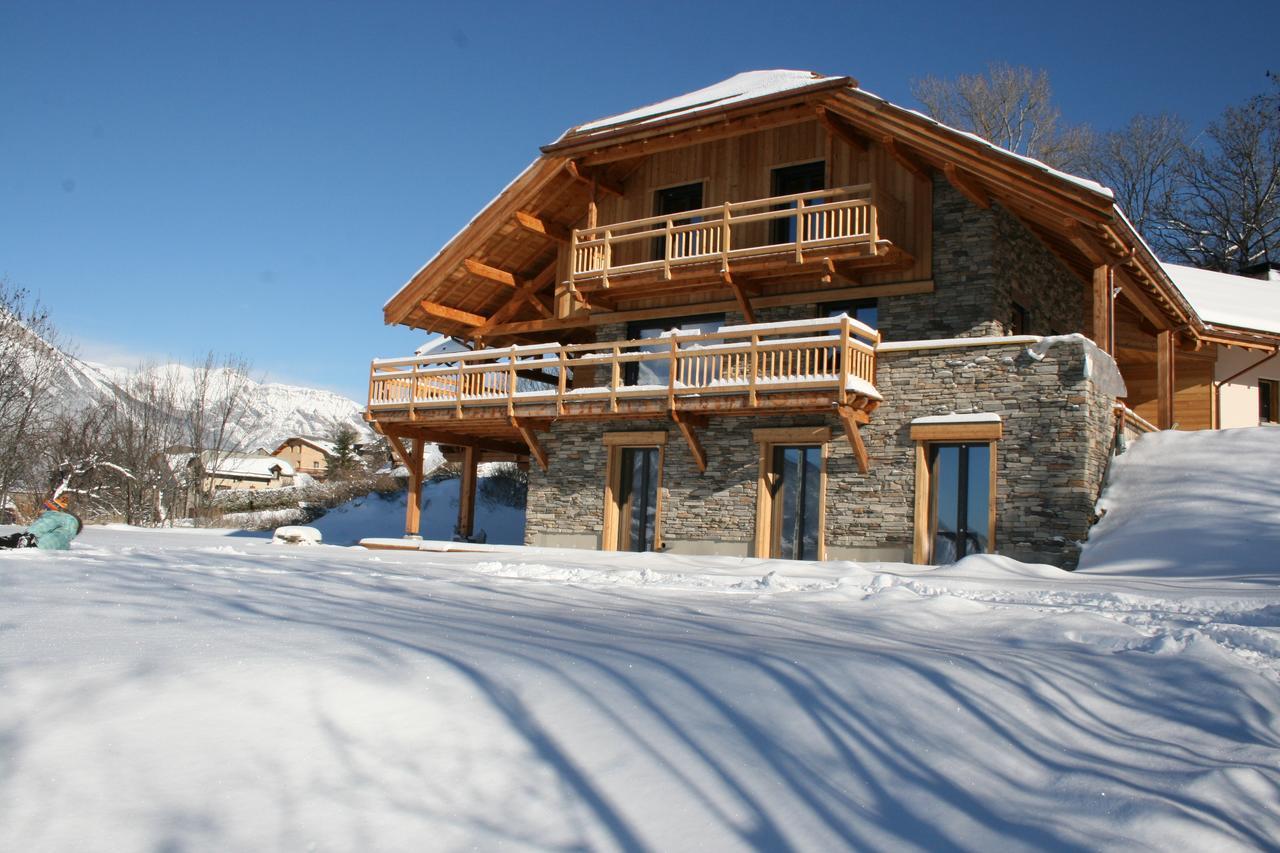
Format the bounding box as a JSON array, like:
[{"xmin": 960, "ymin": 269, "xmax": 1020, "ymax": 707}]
[
  {"xmin": 671, "ymin": 411, "xmax": 708, "ymax": 473},
  {"xmin": 405, "ymin": 437, "xmax": 425, "ymax": 537},
  {"xmin": 721, "ymin": 271, "xmax": 755, "ymax": 324},
  {"xmin": 1157, "ymin": 329, "xmax": 1176, "ymax": 430},
  {"xmin": 943, "ymin": 163, "xmax": 990, "ymax": 209},
  {"xmin": 473, "ymin": 261, "xmax": 557, "ymax": 337},
  {"xmin": 1115, "ymin": 268, "xmax": 1172, "ymax": 331},
  {"xmin": 462, "ymin": 258, "xmax": 520, "ymax": 288},
  {"xmin": 510, "ymin": 417, "xmax": 548, "ymax": 471},
  {"xmin": 1091, "ymin": 264, "xmax": 1115, "ymax": 354},
  {"xmin": 565, "ymin": 160, "xmax": 623, "ymax": 197},
  {"xmin": 881, "ymin": 135, "xmax": 929, "ymax": 180},
  {"xmin": 514, "ymin": 210, "xmax": 570, "ymax": 243},
  {"xmin": 485, "ymin": 280, "xmax": 935, "ymax": 337},
  {"xmin": 412, "ymin": 427, "xmax": 527, "ymax": 457},
  {"xmin": 836, "ymin": 405, "xmax": 870, "ymax": 473},
  {"xmin": 420, "ymin": 299, "xmax": 486, "ymax": 328},
  {"xmin": 817, "ymin": 107, "xmax": 868, "ymax": 151},
  {"xmin": 457, "ymin": 445, "xmax": 477, "ymax": 538}
]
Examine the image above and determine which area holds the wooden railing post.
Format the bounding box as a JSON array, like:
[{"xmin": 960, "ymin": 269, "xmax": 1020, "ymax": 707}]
[
  {"xmin": 557, "ymin": 349, "xmax": 568, "ymax": 416},
  {"xmin": 668, "ymin": 333, "xmax": 678, "ymax": 410},
  {"xmin": 749, "ymin": 333, "xmax": 759, "ymax": 407},
  {"xmin": 507, "ymin": 357, "xmax": 517, "ymax": 417},
  {"xmin": 610, "ymin": 344, "xmax": 621, "ymax": 413},
  {"xmin": 602, "ymin": 228, "xmax": 612, "ymax": 288},
  {"xmin": 663, "ymin": 218, "xmax": 673, "ymax": 280},
  {"xmin": 454, "ymin": 362, "xmax": 464, "ymax": 418},
  {"xmin": 839, "ymin": 315, "xmax": 851, "ymax": 405},
  {"xmin": 721, "ymin": 201, "xmax": 732, "ymax": 270},
  {"xmin": 794, "ymin": 197, "xmax": 805, "ymax": 263}
]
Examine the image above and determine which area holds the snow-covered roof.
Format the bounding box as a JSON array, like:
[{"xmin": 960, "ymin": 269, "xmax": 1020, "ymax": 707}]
[
  {"xmin": 1163, "ymin": 263, "xmax": 1280, "ymax": 336},
  {"xmin": 204, "ymin": 452, "xmax": 294, "ymax": 480},
  {"xmin": 568, "ymin": 70, "xmax": 844, "ymax": 137}
]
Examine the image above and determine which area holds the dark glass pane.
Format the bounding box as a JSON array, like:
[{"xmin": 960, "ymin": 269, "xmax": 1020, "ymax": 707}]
[
  {"xmin": 772, "ymin": 445, "xmax": 822, "ymax": 560},
  {"xmin": 930, "ymin": 445, "xmax": 961, "ymax": 565},
  {"xmin": 929, "ymin": 443, "xmax": 990, "ymax": 564},
  {"xmin": 822, "ymin": 299, "xmax": 878, "ymax": 331},
  {"xmin": 965, "ymin": 445, "xmax": 991, "ymax": 555},
  {"xmin": 618, "ymin": 447, "xmax": 659, "ymax": 552}
]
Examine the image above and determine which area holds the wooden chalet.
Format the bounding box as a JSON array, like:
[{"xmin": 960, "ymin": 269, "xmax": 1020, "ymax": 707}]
[{"xmin": 366, "ymin": 70, "xmax": 1255, "ymax": 566}]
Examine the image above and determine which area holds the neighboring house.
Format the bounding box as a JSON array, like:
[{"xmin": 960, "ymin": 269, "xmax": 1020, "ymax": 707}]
[
  {"xmin": 174, "ymin": 450, "xmax": 296, "ymax": 493},
  {"xmin": 364, "ymin": 69, "xmax": 1266, "ymax": 567},
  {"xmin": 272, "ymin": 436, "xmax": 338, "ymax": 480},
  {"xmin": 1162, "ymin": 263, "xmax": 1280, "ymax": 429}
]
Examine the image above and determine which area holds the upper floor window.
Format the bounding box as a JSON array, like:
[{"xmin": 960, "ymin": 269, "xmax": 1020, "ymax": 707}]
[
  {"xmin": 770, "ymin": 161, "xmax": 825, "ymax": 245},
  {"xmin": 1010, "ymin": 301, "xmax": 1031, "ymax": 336},
  {"xmin": 652, "ymin": 182, "xmax": 704, "ymax": 260},
  {"xmin": 624, "ymin": 313, "xmax": 725, "ymax": 386},
  {"xmin": 821, "ymin": 299, "xmax": 878, "ymax": 331},
  {"xmin": 1261, "ymin": 378, "xmax": 1279, "ymax": 424}
]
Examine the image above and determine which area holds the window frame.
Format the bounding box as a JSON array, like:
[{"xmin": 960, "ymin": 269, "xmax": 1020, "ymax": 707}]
[
  {"xmin": 752, "ymin": 427, "xmax": 830, "ymax": 560},
  {"xmin": 602, "ymin": 431, "xmax": 668, "ymax": 552},
  {"xmin": 911, "ymin": 420, "xmax": 1001, "ymax": 564}
]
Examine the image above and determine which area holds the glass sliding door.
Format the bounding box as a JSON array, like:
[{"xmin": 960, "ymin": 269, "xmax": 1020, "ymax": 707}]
[
  {"xmin": 624, "ymin": 313, "xmax": 724, "ymax": 388},
  {"xmin": 928, "ymin": 443, "xmax": 992, "ymax": 564},
  {"xmin": 616, "ymin": 446, "xmax": 660, "ymax": 552},
  {"xmin": 769, "ymin": 445, "xmax": 823, "ymax": 560},
  {"xmin": 770, "ymin": 161, "xmax": 826, "ymax": 245}
]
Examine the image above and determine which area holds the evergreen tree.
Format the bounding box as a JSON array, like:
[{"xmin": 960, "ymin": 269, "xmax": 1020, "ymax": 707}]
[{"xmin": 329, "ymin": 426, "xmax": 361, "ymax": 480}]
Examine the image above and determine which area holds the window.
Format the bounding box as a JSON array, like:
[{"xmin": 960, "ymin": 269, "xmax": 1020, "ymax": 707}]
[
  {"xmin": 603, "ymin": 432, "xmax": 666, "ymax": 552},
  {"xmin": 1261, "ymin": 379, "xmax": 1279, "ymax": 424},
  {"xmin": 754, "ymin": 427, "xmax": 829, "ymax": 560},
  {"xmin": 1010, "ymin": 301, "xmax": 1030, "ymax": 336},
  {"xmin": 821, "ymin": 299, "xmax": 878, "ymax": 331},
  {"xmin": 653, "ymin": 182, "xmax": 704, "ymax": 260},
  {"xmin": 911, "ymin": 419, "xmax": 1001, "ymax": 565},
  {"xmin": 624, "ymin": 313, "xmax": 724, "ymax": 387},
  {"xmin": 770, "ymin": 161, "xmax": 826, "ymax": 245}
]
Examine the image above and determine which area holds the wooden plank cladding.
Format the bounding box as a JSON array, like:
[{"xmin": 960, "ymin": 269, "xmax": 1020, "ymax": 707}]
[
  {"xmin": 368, "ymin": 317, "xmax": 880, "ymax": 424},
  {"xmin": 570, "ymin": 184, "xmax": 883, "ymax": 288}
]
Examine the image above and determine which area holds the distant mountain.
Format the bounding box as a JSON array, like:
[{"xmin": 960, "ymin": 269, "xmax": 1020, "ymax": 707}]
[
  {"xmin": 86, "ymin": 362, "xmax": 373, "ymax": 451},
  {"xmin": 9, "ymin": 317, "xmax": 371, "ymax": 452}
]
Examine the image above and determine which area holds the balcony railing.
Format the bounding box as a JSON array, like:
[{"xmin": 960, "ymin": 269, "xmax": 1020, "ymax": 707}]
[
  {"xmin": 570, "ymin": 184, "xmax": 881, "ymax": 286},
  {"xmin": 368, "ymin": 316, "xmax": 880, "ymax": 419}
]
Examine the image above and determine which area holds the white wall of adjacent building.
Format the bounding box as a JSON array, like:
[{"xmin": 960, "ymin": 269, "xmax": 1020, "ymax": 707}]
[{"xmin": 1216, "ymin": 345, "xmax": 1280, "ymax": 428}]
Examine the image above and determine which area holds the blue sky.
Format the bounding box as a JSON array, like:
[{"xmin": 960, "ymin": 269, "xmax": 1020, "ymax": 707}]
[{"xmin": 2, "ymin": 0, "xmax": 1276, "ymax": 400}]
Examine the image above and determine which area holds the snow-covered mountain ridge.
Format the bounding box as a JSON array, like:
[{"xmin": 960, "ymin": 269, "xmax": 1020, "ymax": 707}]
[{"xmin": 12, "ymin": 316, "xmax": 371, "ymax": 451}]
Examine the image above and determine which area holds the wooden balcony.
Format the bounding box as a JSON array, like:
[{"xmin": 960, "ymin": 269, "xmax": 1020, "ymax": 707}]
[
  {"xmin": 569, "ymin": 184, "xmax": 906, "ymax": 294},
  {"xmin": 367, "ymin": 317, "xmax": 881, "ymax": 433}
]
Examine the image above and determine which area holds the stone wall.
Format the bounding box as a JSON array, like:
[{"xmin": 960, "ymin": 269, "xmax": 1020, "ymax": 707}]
[{"xmin": 524, "ymin": 336, "xmax": 1117, "ymax": 568}]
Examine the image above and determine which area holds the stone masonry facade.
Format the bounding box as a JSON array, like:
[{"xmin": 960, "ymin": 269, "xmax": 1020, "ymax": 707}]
[{"xmin": 525, "ymin": 337, "xmax": 1118, "ymax": 568}]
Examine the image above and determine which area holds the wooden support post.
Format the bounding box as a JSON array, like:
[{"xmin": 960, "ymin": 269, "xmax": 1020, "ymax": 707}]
[
  {"xmin": 837, "ymin": 405, "xmax": 871, "ymax": 473},
  {"xmin": 671, "ymin": 411, "xmax": 707, "ymax": 473},
  {"xmin": 1091, "ymin": 264, "xmax": 1115, "ymax": 354},
  {"xmin": 1157, "ymin": 329, "xmax": 1176, "ymax": 429},
  {"xmin": 458, "ymin": 445, "xmax": 477, "ymax": 539},
  {"xmin": 405, "ymin": 437, "xmax": 425, "ymax": 538}
]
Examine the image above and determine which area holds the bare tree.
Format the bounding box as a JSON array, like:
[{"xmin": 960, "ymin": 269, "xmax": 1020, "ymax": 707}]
[
  {"xmin": 1083, "ymin": 113, "xmax": 1188, "ymax": 246},
  {"xmin": 1157, "ymin": 75, "xmax": 1280, "ymax": 271},
  {"xmin": 0, "ymin": 279, "xmax": 64, "ymax": 513},
  {"xmin": 912, "ymin": 63, "xmax": 1093, "ymax": 172},
  {"xmin": 183, "ymin": 353, "xmax": 255, "ymax": 517}
]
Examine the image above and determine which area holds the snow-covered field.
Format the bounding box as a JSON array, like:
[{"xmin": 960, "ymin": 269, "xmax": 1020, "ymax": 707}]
[{"xmin": 2, "ymin": 430, "xmax": 1278, "ymax": 851}]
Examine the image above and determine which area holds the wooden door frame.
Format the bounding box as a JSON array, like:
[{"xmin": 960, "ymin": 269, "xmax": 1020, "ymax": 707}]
[
  {"xmin": 602, "ymin": 431, "xmax": 668, "ymax": 552},
  {"xmin": 752, "ymin": 426, "xmax": 830, "ymax": 560}
]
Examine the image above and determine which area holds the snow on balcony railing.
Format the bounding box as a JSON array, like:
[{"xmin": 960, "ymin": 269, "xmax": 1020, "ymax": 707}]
[
  {"xmin": 570, "ymin": 184, "xmax": 881, "ymax": 285},
  {"xmin": 367, "ymin": 316, "xmax": 880, "ymax": 417}
]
